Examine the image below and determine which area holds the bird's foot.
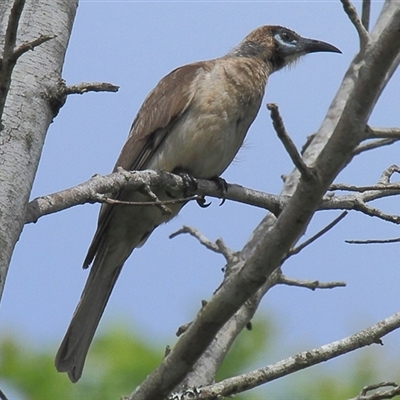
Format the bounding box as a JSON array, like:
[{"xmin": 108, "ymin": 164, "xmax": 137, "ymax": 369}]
[
  {"xmin": 196, "ymin": 195, "xmax": 211, "ymax": 208},
  {"xmin": 175, "ymin": 171, "xmax": 211, "ymax": 208},
  {"xmin": 211, "ymin": 176, "xmax": 228, "ymax": 205},
  {"xmin": 172, "ymin": 168, "xmax": 199, "ymax": 196},
  {"xmin": 177, "ymin": 171, "xmax": 198, "ymax": 195}
]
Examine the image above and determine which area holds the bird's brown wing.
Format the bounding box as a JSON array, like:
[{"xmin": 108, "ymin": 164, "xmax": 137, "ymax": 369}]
[
  {"xmin": 83, "ymin": 62, "xmax": 206, "ymax": 268},
  {"xmin": 115, "ymin": 63, "xmax": 204, "ymax": 172}
]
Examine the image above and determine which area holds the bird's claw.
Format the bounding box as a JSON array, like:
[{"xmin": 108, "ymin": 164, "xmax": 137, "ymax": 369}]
[
  {"xmin": 196, "ymin": 196, "xmax": 211, "ymax": 208},
  {"xmin": 211, "ymin": 176, "xmax": 228, "ymax": 206}
]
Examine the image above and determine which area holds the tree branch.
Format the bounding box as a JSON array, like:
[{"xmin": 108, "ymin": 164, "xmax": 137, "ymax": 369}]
[
  {"xmin": 64, "ymin": 81, "xmax": 119, "ymax": 94},
  {"xmin": 2, "ymin": 0, "xmax": 25, "ymax": 60},
  {"xmin": 169, "ymin": 225, "xmax": 237, "ymax": 263},
  {"xmin": 12, "ymin": 34, "xmax": 55, "ymax": 60},
  {"xmin": 278, "ymin": 275, "xmax": 346, "ymax": 290},
  {"xmin": 349, "ymin": 381, "xmax": 400, "ymax": 400},
  {"xmin": 130, "ymin": 3, "xmax": 400, "ymax": 398},
  {"xmin": 346, "ymin": 237, "xmax": 400, "ymax": 245},
  {"xmin": 367, "ymin": 127, "xmax": 400, "ymax": 139},
  {"xmin": 267, "ymin": 103, "xmax": 315, "ymax": 181},
  {"xmin": 341, "ymin": 0, "xmax": 370, "ymax": 51},
  {"xmin": 0, "ymin": 1, "xmax": 56, "ymax": 128},
  {"xmin": 26, "ymin": 162, "xmax": 400, "ymax": 238},
  {"xmin": 25, "ymin": 169, "xmax": 285, "ymax": 224},
  {"xmin": 353, "ymin": 139, "xmax": 400, "ymax": 156},
  {"xmin": 0, "ymin": 0, "xmax": 25, "ymax": 126},
  {"xmin": 361, "ymin": 0, "xmax": 371, "ymax": 31},
  {"xmin": 45, "ymin": 79, "xmax": 119, "ymax": 118},
  {"xmin": 286, "ymin": 211, "xmax": 348, "ymax": 259},
  {"xmin": 193, "ymin": 310, "xmax": 400, "ymax": 399},
  {"xmin": 325, "ymin": 165, "xmax": 400, "ymax": 223}
]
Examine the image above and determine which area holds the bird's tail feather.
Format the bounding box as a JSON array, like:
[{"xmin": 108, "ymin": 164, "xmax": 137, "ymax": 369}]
[{"xmin": 54, "ymin": 248, "xmax": 125, "ymax": 383}]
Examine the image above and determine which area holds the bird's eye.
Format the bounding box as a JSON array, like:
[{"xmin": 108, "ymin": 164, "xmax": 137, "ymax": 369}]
[{"xmin": 280, "ymin": 31, "xmax": 296, "ymax": 43}]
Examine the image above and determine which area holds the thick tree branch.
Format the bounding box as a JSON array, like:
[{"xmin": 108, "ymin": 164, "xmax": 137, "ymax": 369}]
[
  {"xmin": 26, "ymin": 162, "xmax": 400, "ymax": 243},
  {"xmin": 25, "ymin": 169, "xmax": 285, "ymax": 224}
]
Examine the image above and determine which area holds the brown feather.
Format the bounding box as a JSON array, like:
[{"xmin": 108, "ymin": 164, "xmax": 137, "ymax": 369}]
[
  {"xmin": 56, "ymin": 24, "xmax": 341, "ymax": 382},
  {"xmin": 83, "ymin": 62, "xmax": 209, "ymax": 268}
]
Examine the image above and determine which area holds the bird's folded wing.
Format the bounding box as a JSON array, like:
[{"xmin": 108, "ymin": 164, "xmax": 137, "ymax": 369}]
[{"xmin": 83, "ymin": 62, "xmax": 208, "ymax": 268}]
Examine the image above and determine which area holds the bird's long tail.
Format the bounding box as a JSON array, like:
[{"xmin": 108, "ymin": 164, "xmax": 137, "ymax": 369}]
[{"xmin": 55, "ymin": 249, "xmax": 125, "ymax": 383}]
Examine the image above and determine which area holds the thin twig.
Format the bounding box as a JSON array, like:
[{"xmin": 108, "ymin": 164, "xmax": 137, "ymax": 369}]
[
  {"xmin": 340, "ymin": 0, "xmax": 370, "ymax": 51},
  {"xmin": 331, "ymin": 165, "xmax": 400, "ymax": 192},
  {"xmin": 349, "ymin": 381, "xmax": 400, "ymax": 400},
  {"xmin": 353, "ymin": 139, "xmax": 400, "ymax": 156},
  {"xmin": 361, "ymin": 0, "xmax": 371, "ymax": 31},
  {"xmin": 278, "ymin": 275, "xmax": 346, "ymax": 290},
  {"xmin": 169, "ymin": 225, "xmax": 236, "ymax": 263},
  {"xmin": 377, "ymin": 165, "xmax": 400, "ymax": 185},
  {"xmin": 286, "ymin": 211, "xmax": 348, "ymax": 259},
  {"xmin": 353, "ymin": 199, "xmax": 400, "ymax": 224},
  {"xmin": 329, "ymin": 183, "xmax": 400, "ymax": 192},
  {"xmin": 140, "ymin": 184, "xmax": 173, "ymax": 215},
  {"xmin": 46, "ymin": 79, "xmax": 119, "ymax": 118},
  {"xmin": 65, "ymin": 82, "xmax": 119, "ymax": 94},
  {"xmin": 99, "ymin": 194, "xmax": 197, "ymax": 208},
  {"xmin": 267, "ymin": 103, "xmax": 314, "ymax": 181},
  {"xmin": 12, "ymin": 34, "xmax": 55, "ymax": 60},
  {"xmin": 346, "ymin": 237, "xmax": 400, "ymax": 245},
  {"xmin": 169, "ymin": 226, "xmax": 220, "ymax": 252}
]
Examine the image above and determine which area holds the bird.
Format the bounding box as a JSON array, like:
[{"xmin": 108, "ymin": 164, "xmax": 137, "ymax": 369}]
[{"xmin": 55, "ymin": 25, "xmax": 341, "ymax": 382}]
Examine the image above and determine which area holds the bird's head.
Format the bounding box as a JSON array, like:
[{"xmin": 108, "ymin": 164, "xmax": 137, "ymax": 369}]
[{"xmin": 231, "ymin": 25, "xmax": 341, "ymax": 72}]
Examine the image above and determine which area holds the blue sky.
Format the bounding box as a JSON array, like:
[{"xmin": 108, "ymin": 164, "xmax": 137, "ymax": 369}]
[{"xmin": 2, "ymin": 0, "xmax": 400, "ymax": 394}]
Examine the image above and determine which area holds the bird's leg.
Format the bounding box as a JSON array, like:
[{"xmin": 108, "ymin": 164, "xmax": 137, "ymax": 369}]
[
  {"xmin": 211, "ymin": 176, "xmax": 228, "ymax": 206},
  {"xmin": 172, "ymin": 167, "xmax": 198, "ymax": 195},
  {"xmin": 172, "ymin": 167, "xmax": 211, "ymax": 208}
]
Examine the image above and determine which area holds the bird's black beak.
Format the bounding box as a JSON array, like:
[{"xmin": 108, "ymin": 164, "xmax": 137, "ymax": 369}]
[{"xmin": 300, "ymin": 37, "xmax": 342, "ymax": 54}]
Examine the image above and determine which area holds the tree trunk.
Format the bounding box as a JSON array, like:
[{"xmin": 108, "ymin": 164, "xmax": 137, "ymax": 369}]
[{"xmin": 0, "ymin": 0, "xmax": 78, "ymax": 299}]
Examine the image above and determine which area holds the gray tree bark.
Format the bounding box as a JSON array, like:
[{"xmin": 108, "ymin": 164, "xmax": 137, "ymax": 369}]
[{"xmin": 0, "ymin": 1, "xmax": 78, "ymax": 298}]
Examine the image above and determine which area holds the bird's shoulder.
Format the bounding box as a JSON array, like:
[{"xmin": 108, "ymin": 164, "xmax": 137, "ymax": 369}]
[{"xmin": 114, "ymin": 60, "xmax": 214, "ymax": 171}]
